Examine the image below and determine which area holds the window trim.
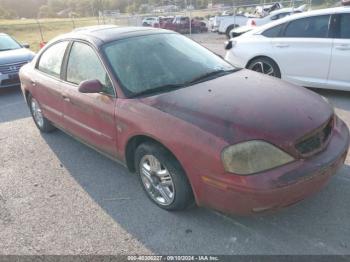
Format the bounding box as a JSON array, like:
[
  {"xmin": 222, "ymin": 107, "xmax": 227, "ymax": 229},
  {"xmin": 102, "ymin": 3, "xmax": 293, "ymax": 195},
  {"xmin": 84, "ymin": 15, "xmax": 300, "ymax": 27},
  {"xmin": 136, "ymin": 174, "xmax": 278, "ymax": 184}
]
[
  {"xmin": 62, "ymin": 39, "xmax": 117, "ymax": 98},
  {"xmin": 281, "ymin": 14, "xmax": 332, "ymax": 39},
  {"xmin": 35, "ymin": 40, "xmax": 71, "ymax": 81}
]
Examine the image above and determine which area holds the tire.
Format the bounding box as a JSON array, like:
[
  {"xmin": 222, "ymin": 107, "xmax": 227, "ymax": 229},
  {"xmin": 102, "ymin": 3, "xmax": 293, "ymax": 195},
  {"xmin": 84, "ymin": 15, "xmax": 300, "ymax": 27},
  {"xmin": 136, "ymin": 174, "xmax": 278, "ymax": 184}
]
[
  {"xmin": 28, "ymin": 94, "xmax": 56, "ymax": 133},
  {"xmin": 247, "ymin": 57, "xmax": 281, "ymax": 78},
  {"xmin": 226, "ymin": 24, "xmax": 239, "ymax": 38},
  {"xmin": 135, "ymin": 142, "xmax": 194, "ymax": 211}
]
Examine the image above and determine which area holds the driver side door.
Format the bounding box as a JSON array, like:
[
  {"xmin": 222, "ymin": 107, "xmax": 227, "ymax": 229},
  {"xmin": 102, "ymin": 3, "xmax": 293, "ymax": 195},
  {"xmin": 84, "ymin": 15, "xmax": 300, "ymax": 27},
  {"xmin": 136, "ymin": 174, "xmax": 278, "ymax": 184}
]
[{"xmin": 61, "ymin": 41, "xmax": 118, "ymax": 156}]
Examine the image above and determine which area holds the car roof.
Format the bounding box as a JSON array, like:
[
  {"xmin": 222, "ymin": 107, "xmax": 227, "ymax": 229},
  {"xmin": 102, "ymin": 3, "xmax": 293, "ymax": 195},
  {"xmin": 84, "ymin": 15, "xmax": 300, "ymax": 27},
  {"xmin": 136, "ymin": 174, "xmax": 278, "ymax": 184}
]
[
  {"xmin": 248, "ymin": 6, "xmax": 350, "ymax": 34},
  {"xmin": 52, "ymin": 25, "xmax": 172, "ymax": 47}
]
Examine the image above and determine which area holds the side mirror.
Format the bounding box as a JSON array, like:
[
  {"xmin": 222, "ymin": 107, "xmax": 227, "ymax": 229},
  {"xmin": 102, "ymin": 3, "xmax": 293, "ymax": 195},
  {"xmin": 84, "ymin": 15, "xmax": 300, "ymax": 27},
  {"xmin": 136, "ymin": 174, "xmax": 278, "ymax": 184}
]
[
  {"xmin": 22, "ymin": 43, "xmax": 30, "ymax": 48},
  {"xmin": 78, "ymin": 79, "xmax": 103, "ymax": 93}
]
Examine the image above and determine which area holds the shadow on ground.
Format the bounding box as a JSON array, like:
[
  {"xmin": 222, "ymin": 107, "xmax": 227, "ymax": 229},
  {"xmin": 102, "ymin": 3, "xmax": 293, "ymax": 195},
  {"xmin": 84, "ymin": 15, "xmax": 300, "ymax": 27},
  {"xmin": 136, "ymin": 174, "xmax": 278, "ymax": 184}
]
[{"xmin": 42, "ymin": 129, "xmax": 350, "ymax": 255}]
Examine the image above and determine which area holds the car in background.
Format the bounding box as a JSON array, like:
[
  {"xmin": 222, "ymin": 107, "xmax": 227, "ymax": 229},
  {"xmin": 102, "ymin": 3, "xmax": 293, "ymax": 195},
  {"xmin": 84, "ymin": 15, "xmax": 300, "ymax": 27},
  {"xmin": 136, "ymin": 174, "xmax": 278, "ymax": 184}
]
[
  {"xmin": 20, "ymin": 26, "xmax": 349, "ymax": 215},
  {"xmin": 0, "ymin": 33, "xmax": 35, "ymax": 89},
  {"xmin": 225, "ymin": 6, "xmax": 350, "ymax": 91},
  {"xmin": 229, "ymin": 6, "xmax": 306, "ymax": 39},
  {"xmin": 142, "ymin": 17, "xmax": 159, "ymax": 26},
  {"xmin": 216, "ymin": 14, "xmax": 250, "ymax": 37},
  {"xmin": 162, "ymin": 16, "xmax": 208, "ymax": 34},
  {"xmin": 247, "ymin": 5, "xmax": 307, "ymax": 26}
]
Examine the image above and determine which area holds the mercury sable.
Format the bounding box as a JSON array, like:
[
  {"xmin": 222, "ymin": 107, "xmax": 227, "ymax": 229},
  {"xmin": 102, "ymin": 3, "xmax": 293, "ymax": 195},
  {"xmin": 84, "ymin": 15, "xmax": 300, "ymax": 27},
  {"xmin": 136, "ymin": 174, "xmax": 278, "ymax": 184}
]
[{"xmin": 19, "ymin": 26, "xmax": 349, "ymax": 215}]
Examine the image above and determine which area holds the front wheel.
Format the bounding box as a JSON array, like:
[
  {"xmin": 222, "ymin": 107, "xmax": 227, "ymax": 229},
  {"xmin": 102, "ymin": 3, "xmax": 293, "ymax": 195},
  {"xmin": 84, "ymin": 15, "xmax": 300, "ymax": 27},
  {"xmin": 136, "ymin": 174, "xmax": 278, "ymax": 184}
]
[
  {"xmin": 28, "ymin": 94, "xmax": 56, "ymax": 132},
  {"xmin": 247, "ymin": 57, "xmax": 281, "ymax": 78},
  {"xmin": 135, "ymin": 142, "xmax": 194, "ymax": 211}
]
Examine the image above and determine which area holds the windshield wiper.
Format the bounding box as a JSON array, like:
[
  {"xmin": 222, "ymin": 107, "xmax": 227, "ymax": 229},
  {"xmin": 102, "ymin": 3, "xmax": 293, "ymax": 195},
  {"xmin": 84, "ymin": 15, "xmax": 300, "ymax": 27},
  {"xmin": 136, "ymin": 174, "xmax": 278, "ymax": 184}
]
[
  {"xmin": 130, "ymin": 83, "xmax": 187, "ymax": 98},
  {"xmin": 186, "ymin": 69, "xmax": 236, "ymax": 85}
]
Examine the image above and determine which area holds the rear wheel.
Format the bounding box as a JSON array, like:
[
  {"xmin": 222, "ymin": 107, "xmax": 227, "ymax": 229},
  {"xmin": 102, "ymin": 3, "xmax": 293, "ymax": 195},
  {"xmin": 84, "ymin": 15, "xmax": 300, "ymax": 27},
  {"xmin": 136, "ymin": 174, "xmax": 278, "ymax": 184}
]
[
  {"xmin": 247, "ymin": 57, "xmax": 281, "ymax": 78},
  {"xmin": 135, "ymin": 142, "xmax": 194, "ymax": 211},
  {"xmin": 28, "ymin": 94, "xmax": 56, "ymax": 133}
]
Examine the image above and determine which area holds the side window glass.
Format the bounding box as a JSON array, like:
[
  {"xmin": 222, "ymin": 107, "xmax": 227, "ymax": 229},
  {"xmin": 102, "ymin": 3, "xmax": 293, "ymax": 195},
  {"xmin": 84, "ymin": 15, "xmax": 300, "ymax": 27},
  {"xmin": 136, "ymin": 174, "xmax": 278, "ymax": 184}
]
[
  {"xmin": 284, "ymin": 15, "xmax": 330, "ymax": 38},
  {"xmin": 38, "ymin": 41, "xmax": 68, "ymax": 78},
  {"xmin": 66, "ymin": 42, "xmax": 114, "ymax": 96},
  {"xmin": 262, "ymin": 23, "xmax": 284, "ymax": 37},
  {"xmin": 339, "ymin": 14, "xmax": 350, "ymax": 39}
]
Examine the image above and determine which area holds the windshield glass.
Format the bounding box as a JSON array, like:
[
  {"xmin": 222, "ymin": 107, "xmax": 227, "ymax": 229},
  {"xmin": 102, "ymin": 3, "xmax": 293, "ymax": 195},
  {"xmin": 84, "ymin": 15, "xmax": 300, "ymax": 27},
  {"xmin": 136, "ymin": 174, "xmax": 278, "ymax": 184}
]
[
  {"xmin": 103, "ymin": 33, "xmax": 235, "ymax": 97},
  {"xmin": 0, "ymin": 35, "xmax": 22, "ymax": 51}
]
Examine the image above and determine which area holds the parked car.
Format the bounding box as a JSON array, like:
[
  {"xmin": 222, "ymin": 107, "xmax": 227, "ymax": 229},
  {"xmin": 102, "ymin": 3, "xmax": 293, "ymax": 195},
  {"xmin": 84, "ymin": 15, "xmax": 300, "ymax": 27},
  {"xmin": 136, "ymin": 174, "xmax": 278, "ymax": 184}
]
[
  {"xmin": 246, "ymin": 6, "xmax": 307, "ymax": 26},
  {"xmin": 216, "ymin": 14, "xmax": 250, "ymax": 37},
  {"xmin": 162, "ymin": 16, "xmax": 208, "ymax": 34},
  {"xmin": 225, "ymin": 7, "xmax": 350, "ymax": 91},
  {"xmin": 0, "ymin": 33, "xmax": 35, "ymax": 89},
  {"xmin": 142, "ymin": 17, "xmax": 159, "ymax": 26},
  {"xmin": 229, "ymin": 6, "xmax": 306, "ymax": 39},
  {"xmin": 20, "ymin": 26, "xmax": 349, "ymax": 215}
]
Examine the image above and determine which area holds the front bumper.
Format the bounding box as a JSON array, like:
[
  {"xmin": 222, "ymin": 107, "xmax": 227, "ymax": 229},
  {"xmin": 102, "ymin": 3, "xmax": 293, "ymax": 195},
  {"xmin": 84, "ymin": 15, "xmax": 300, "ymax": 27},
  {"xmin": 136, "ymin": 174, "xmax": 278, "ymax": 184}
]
[
  {"xmin": 197, "ymin": 118, "xmax": 349, "ymax": 215},
  {"xmin": 0, "ymin": 73, "xmax": 21, "ymax": 88}
]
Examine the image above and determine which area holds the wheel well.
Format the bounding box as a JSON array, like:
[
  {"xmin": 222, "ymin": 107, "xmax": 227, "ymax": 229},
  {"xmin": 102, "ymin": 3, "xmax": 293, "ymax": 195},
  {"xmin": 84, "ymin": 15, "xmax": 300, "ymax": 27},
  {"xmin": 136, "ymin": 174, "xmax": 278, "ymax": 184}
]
[
  {"xmin": 246, "ymin": 56, "xmax": 278, "ymax": 69},
  {"xmin": 125, "ymin": 135, "xmax": 179, "ymax": 173}
]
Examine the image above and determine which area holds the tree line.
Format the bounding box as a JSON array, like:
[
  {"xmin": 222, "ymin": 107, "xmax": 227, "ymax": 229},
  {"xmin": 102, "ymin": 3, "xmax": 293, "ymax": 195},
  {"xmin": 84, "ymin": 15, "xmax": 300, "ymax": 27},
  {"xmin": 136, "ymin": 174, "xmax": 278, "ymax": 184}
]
[{"xmin": 0, "ymin": 0, "xmax": 338, "ymax": 19}]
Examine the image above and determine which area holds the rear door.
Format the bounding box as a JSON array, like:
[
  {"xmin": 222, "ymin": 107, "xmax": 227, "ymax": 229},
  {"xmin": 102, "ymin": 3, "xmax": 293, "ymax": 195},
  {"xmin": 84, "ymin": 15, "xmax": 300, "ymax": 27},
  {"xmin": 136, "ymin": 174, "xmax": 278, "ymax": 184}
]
[
  {"xmin": 33, "ymin": 41, "xmax": 69, "ymax": 127},
  {"xmin": 327, "ymin": 12, "xmax": 350, "ymax": 90},
  {"xmin": 270, "ymin": 14, "xmax": 333, "ymax": 88},
  {"xmin": 61, "ymin": 41, "xmax": 117, "ymax": 156}
]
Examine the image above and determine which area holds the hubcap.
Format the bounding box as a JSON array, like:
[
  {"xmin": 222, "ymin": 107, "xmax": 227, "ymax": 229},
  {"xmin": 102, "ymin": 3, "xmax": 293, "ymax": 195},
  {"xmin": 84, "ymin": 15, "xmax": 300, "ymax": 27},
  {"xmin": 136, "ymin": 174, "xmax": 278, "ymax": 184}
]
[
  {"xmin": 31, "ymin": 98, "xmax": 44, "ymax": 128},
  {"xmin": 250, "ymin": 61, "xmax": 275, "ymax": 76},
  {"xmin": 139, "ymin": 155, "xmax": 175, "ymax": 206}
]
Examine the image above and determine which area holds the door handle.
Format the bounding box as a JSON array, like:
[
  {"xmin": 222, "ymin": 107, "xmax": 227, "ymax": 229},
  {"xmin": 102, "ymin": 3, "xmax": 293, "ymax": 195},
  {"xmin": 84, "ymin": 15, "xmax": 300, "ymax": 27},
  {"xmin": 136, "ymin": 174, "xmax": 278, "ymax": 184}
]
[
  {"xmin": 335, "ymin": 44, "xmax": 350, "ymax": 51},
  {"xmin": 62, "ymin": 94, "xmax": 70, "ymax": 103},
  {"xmin": 274, "ymin": 43, "xmax": 290, "ymax": 48},
  {"xmin": 30, "ymin": 80, "xmax": 37, "ymax": 86}
]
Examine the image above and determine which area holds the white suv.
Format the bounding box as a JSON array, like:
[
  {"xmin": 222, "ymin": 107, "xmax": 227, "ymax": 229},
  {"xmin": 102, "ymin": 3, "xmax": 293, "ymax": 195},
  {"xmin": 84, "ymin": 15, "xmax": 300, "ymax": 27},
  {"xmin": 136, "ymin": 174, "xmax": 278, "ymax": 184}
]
[{"xmin": 225, "ymin": 7, "xmax": 350, "ymax": 91}]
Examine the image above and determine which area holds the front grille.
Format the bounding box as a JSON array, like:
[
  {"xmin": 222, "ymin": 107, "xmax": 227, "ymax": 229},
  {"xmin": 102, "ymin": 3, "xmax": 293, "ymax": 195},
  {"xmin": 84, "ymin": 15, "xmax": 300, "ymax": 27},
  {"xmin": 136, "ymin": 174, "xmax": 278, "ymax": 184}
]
[
  {"xmin": 295, "ymin": 117, "xmax": 334, "ymax": 156},
  {"xmin": 0, "ymin": 61, "xmax": 28, "ymax": 75}
]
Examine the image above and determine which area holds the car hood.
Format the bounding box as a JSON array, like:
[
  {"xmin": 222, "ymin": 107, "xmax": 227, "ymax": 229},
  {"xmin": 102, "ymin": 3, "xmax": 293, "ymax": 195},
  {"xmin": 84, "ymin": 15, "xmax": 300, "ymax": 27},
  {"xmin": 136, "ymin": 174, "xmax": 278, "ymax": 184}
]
[
  {"xmin": 0, "ymin": 48, "xmax": 35, "ymax": 64},
  {"xmin": 141, "ymin": 69, "xmax": 333, "ymax": 149}
]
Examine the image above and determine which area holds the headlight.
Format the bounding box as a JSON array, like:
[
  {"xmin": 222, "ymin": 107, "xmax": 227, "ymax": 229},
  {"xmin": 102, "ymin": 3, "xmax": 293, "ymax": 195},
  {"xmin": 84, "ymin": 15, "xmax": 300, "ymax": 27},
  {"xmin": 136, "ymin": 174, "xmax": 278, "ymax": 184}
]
[{"xmin": 222, "ymin": 140, "xmax": 295, "ymax": 175}]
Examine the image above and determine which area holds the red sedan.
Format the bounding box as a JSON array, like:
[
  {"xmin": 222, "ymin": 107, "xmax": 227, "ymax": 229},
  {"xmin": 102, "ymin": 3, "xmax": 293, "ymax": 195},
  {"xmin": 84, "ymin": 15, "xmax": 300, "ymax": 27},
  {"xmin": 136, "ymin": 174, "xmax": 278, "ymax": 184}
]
[{"xmin": 19, "ymin": 26, "xmax": 349, "ymax": 215}]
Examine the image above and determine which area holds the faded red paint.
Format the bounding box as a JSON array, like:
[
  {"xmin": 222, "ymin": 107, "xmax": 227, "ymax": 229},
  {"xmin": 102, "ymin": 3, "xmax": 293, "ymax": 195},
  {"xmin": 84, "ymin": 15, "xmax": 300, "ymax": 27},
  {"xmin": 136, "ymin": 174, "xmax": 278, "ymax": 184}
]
[{"xmin": 20, "ymin": 29, "xmax": 349, "ymax": 215}]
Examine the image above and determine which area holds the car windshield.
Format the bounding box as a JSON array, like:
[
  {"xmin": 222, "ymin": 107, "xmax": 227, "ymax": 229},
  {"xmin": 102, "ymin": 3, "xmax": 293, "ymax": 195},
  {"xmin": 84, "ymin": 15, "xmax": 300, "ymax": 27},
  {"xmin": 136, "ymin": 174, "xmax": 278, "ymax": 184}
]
[
  {"xmin": 103, "ymin": 33, "xmax": 236, "ymax": 97},
  {"xmin": 0, "ymin": 35, "xmax": 22, "ymax": 51}
]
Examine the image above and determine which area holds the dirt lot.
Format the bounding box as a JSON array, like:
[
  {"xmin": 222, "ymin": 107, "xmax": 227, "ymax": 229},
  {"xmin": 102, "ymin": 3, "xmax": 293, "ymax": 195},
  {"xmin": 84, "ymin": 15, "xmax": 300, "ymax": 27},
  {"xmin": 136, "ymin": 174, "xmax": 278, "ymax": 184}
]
[{"xmin": 0, "ymin": 32, "xmax": 350, "ymax": 255}]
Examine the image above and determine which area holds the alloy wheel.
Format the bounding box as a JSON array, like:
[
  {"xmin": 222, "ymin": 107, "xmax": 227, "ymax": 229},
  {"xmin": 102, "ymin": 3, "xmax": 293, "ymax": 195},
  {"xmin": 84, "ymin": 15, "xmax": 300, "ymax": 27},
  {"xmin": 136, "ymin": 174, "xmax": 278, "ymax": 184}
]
[{"xmin": 139, "ymin": 154, "xmax": 175, "ymax": 206}]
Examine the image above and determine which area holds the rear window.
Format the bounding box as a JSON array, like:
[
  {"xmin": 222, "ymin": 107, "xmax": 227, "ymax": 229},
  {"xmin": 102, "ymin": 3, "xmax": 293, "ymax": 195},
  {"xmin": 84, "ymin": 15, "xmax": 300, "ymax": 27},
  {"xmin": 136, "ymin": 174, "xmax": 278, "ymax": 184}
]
[{"xmin": 284, "ymin": 15, "xmax": 330, "ymax": 38}]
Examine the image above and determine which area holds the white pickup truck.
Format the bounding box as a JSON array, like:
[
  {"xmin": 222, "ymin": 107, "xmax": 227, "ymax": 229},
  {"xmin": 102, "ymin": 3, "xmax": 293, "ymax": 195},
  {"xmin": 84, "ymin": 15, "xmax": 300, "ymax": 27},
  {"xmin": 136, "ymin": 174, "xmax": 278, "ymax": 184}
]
[{"xmin": 214, "ymin": 14, "xmax": 250, "ymax": 36}]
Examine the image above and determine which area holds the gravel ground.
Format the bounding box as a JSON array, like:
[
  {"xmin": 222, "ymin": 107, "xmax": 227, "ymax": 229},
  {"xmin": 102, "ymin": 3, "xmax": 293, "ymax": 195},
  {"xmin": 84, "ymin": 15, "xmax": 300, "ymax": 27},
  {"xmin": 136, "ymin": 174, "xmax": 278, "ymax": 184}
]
[{"xmin": 0, "ymin": 33, "xmax": 350, "ymax": 255}]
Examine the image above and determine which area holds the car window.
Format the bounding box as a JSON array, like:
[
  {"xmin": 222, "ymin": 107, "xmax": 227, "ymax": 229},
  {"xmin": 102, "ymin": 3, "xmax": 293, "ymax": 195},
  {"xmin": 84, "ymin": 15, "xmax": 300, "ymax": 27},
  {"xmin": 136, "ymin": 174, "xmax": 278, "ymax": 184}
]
[
  {"xmin": 103, "ymin": 33, "xmax": 234, "ymax": 97},
  {"xmin": 339, "ymin": 13, "xmax": 350, "ymax": 39},
  {"xmin": 284, "ymin": 15, "xmax": 330, "ymax": 38},
  {"xmin": 262, "ymin": 23, "xmax": 285, "ymax": 37},
  {"xmin": 278, "ymin": 12, "xmax": 291, "ymax": 19},
  {"xmin": 38, "ymin": 41, "xmax": 68, "ymax": 78},
  {"xmin": 66, "ymin": 42, "xmax": 114, "ymax": 96},
  {"xmin": 0, "ymin": 34, "xmax": 22, "ymax": 51}
]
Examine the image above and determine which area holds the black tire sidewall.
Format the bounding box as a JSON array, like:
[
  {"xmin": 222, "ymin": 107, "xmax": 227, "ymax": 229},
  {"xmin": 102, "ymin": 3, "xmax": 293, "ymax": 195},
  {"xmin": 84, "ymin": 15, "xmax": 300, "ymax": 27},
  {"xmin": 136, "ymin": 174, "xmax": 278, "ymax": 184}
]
[{"xmin": 28, "ymin": 94, "xmax": 56, "ymax": 133}]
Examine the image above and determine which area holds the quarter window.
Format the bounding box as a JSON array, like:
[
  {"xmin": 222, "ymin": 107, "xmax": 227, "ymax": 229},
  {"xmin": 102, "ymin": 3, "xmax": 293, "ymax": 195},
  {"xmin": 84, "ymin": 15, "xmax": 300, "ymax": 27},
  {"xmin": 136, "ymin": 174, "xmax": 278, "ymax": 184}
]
[
  {"xmin": 38, "ymin": 41, "xmax": 68, "ymax": 77},
  {"xmin": 66, "ymin": 42, "xmax": 114, "ymax": 96},
  {"xmin": 262, "ymin": 23, "xmax": 285, "ymax": 37},
  {"xmin": 339, "ymin": 14, "xmax": 350, "ymax": 39},
  {"xmin": 284, "ymin": 15, "xmax": 330, "ymax": 38}
]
